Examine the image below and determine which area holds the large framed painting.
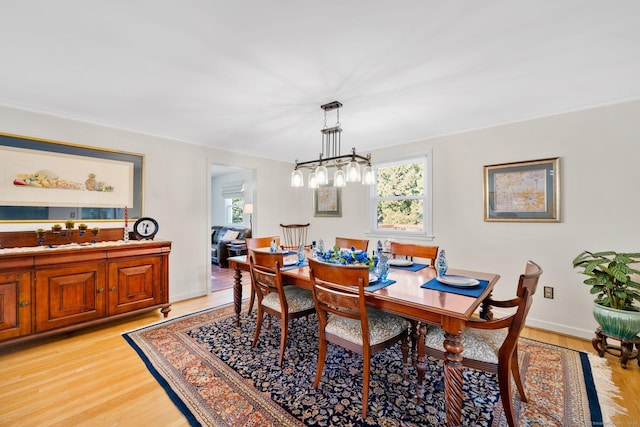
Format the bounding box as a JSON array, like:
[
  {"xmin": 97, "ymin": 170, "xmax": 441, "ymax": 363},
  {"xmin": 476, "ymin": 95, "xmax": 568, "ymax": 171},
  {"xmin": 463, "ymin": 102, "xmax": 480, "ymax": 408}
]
[
  {"xmin": 314, "ymin": 182, "xmax": 342, "ymax": 217},
  {"xmin": 484, "ymin": 157, "xmax": 560, "ymax": 222},
  {"xmin": 0, "ymin": 132, "xmax": 143, "ymax": 222}
]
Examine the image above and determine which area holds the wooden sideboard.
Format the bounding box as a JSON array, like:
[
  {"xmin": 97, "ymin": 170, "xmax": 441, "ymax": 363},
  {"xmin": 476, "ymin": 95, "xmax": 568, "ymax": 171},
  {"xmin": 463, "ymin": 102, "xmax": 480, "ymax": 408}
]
[{"xmin": 0, "ymin": 235, "xmax": 171, "ymax": 348}]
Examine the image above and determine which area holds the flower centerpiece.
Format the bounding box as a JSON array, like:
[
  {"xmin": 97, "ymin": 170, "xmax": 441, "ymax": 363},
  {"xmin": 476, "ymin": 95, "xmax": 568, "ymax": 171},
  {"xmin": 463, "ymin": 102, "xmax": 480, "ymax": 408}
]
[{"xmin": 318, "ymin": 245, "xmax": 374, "ymax": 270}]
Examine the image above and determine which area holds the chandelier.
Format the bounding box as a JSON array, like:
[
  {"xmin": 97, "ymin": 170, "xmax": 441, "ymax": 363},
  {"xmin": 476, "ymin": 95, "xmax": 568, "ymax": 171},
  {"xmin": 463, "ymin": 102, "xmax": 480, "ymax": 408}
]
[{"xmin": 290, "ymin": 101, "xmax": 374, "ymax": 188}]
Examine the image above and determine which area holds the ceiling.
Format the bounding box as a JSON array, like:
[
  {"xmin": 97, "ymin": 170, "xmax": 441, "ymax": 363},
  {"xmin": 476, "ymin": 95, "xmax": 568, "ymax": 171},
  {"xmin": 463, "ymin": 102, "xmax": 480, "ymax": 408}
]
[{"xmin": 1, "ymin": 1, "xmax": 639, "ymax": 164}]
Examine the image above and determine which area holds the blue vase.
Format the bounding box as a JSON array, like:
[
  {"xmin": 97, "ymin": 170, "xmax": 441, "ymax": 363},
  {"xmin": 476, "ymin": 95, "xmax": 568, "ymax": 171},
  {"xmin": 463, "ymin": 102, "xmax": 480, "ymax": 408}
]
[
  {"xmin": 375, "ymin": 247, "xmax": 389, "ymax": 282},
  {"xmin": 436, "ymin": 249, "xmax": 448, "ymax": 276}
]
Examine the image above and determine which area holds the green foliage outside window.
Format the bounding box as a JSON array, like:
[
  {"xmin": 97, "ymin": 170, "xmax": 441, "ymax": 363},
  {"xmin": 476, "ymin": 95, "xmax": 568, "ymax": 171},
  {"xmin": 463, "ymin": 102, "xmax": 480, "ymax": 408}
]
[
  {"xmin": 226, "ymin": 197, "xmax": 244, "ymax": 224},
  {"xmin": 376, "ymin": 161, "xmax": 425, "ymax": 231}
]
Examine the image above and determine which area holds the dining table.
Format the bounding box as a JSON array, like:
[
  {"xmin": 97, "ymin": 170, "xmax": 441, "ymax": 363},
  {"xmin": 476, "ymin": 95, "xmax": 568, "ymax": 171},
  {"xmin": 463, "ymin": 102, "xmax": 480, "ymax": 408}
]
[{"xmin": 227, "ymin": 253, "xmax": 500, "ymax": 427}]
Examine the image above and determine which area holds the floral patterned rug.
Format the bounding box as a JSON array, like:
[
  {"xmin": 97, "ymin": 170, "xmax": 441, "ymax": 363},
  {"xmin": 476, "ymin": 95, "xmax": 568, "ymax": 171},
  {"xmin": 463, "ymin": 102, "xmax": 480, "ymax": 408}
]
[{"xmin": 123, "ymin": 304, "xmax": 624, "ymax": 426}]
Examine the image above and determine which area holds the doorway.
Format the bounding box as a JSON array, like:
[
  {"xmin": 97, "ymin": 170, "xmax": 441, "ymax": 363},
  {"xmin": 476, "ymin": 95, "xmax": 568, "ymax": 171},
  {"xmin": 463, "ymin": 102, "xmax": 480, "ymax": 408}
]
[{"xmin": 209, "ymin": 163, "xmax": 256, "ymax": 293}]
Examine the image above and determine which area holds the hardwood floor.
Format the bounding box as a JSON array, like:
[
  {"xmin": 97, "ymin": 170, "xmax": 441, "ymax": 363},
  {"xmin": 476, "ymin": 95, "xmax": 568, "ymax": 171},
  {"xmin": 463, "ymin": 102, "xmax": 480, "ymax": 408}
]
[
  {"xmin": 211, "ymin": 262, "xmax": 250, "ymax": 291},
  {"xmin": 1, "ymin": 287, "xmax": 637, "ymax": 426}
]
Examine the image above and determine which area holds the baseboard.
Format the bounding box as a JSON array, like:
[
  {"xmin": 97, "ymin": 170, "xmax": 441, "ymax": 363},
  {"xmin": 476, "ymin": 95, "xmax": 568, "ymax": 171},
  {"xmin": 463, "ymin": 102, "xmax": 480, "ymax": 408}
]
[
  {"xmin": 170, "ymin": 289, "xmax": 209, "ymax": 303},
  {"xmin": 491, "ymin": 308, "xmax": 595, "ymax": 340}
]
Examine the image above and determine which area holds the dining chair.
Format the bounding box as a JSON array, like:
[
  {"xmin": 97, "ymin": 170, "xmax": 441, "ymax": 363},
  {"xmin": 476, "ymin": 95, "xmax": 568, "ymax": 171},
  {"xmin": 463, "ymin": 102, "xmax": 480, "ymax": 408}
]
[
  {"xmin": 308, "ymin": 258, "xmax": 410, "ymax": 418},
  {"xmin": 422, "ymin": 260, "xmax": 543, "ymax": 427},
  {"xmin": 280, "ymin": 223, "xmax": 311, "ymax": 250},
  {"xmin": 249, "ymin": 249, "xmax": 315, "ymax": 365},
  {"xmin": 389, "ymin": 242, "xmax": 439, "ymax": 266},
  {"xmin": 335, "ymin": 237, "xmax": 369, "ymax": 252},
  {"xmin": 245, "ymin": 237, "xmax": 281, "ymax": 313}
]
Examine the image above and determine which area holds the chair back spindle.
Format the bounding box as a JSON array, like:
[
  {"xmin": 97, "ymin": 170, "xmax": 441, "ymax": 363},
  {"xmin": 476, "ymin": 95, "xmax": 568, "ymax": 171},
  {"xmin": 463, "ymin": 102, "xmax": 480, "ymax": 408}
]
[{"xmin": 280, "ymin": 223, "xmax": 310, "ymax": 250}]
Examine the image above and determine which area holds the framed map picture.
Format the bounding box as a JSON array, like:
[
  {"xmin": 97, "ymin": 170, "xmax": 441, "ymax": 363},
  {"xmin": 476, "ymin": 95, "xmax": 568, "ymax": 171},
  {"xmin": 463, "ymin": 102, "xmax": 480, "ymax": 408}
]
[
  {"xmin": 484, "ymin": 158, "xmax": 560, "ymax": 222},
  {"xmin": 314, "ymin": 182, "xmax": 341, "ymax": 217}
]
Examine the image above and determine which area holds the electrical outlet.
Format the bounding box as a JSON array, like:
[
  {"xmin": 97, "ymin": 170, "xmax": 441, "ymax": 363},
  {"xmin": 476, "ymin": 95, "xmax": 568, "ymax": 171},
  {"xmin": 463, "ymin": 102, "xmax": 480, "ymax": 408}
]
[{"xmin": 543, "ymin": 286, "xmax": 554, "ymax": 299}]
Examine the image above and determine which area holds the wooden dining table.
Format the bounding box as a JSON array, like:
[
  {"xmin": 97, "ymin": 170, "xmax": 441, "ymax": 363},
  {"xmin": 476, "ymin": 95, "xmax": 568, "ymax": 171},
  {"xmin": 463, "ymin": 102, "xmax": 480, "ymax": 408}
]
[{"xmin": 227, "ymin": 254, "xmax": 500, "ymax": 427}]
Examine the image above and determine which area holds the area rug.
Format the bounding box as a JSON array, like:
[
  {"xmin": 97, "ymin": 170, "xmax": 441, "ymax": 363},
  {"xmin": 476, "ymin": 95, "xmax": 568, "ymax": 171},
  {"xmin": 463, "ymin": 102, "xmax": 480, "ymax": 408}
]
[{"xmin": 123, "ymin": 304, "xmax": 625, "ymax": 426}]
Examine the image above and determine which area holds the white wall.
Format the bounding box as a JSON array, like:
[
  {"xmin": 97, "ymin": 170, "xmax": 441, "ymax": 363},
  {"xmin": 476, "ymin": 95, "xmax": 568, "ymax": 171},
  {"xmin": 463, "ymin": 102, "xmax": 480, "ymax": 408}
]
[
  {"xmin": 300, "ymin": 100, "xmax": 640, "ymax": 339},
  {"xmin": 0, "ymin": 106, "xmax": 296, "ymax": 302},
  {"xmin": 2, "ymin": 100, "xmax": 639, "ymax": 339}
]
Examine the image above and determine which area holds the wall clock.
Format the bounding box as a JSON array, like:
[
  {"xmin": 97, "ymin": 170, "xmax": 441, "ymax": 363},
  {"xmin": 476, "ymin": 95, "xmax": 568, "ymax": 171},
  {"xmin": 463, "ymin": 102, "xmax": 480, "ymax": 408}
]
[{"xmin": 133, "ymin": 217, "xmax": 159, "ymax": 240}]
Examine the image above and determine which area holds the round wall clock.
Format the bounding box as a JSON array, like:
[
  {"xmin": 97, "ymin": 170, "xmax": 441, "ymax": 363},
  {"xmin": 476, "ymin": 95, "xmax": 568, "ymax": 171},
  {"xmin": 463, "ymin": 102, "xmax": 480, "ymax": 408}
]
[{"xmin": 133, "ymin": 217, "xmax": 159, "ymax": 240}]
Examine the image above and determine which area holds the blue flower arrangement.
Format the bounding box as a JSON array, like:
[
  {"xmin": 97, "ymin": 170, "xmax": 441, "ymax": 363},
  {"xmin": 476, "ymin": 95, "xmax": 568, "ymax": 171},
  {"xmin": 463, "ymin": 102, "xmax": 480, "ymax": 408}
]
[{"xmin": 318, "ymin": 246, "xmax": 374, "ymax": 270}]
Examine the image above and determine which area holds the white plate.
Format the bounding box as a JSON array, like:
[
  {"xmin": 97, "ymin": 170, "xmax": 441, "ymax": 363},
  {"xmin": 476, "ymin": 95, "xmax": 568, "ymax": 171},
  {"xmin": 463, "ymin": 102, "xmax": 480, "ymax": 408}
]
[
  {"xmin": 369, "ymin": 274, "xmax": 378, "ymax": 283},
  {"xmin": 436, "ymin": 275, "xmax": 479, "ymax": 287},
  {"xmin": 388, "ymin": 259, "xmax": 413, "ymax": 267},
  {"xmin": 283, "ymin": 258, "xmax": 299, "ymax": 267}
]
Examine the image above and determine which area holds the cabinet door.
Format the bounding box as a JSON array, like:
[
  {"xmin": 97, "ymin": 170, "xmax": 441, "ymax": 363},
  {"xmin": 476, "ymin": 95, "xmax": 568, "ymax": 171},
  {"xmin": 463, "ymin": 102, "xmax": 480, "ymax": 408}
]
[
  {"xmin": 35, "ymin": 263, "xmax": 106, "ymax": 332},
  {"xmin": 0, "ymin": 271, "xmax": 32, "ymax": 341},
  {"xmin": 108, "ymin": 256, "xmax": 162, "ymax": 315}
]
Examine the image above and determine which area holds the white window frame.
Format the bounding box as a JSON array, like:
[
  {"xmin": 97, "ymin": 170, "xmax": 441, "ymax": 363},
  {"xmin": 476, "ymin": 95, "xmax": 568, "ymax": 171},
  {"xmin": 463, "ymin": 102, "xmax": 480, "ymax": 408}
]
[
  {"xmin": 366, "ymin": 149, "xmax": 434, "ymax": 241},
  {"xmin": 225, "ymin": 197, "xmax": 244, "ymax": 225}
]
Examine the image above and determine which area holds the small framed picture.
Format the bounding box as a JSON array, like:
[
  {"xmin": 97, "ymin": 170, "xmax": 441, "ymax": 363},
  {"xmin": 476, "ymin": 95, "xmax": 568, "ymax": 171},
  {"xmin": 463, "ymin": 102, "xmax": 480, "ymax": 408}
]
[
  {"xmin": 314, "ymin": 182, "xmax": 342, "ymax": 217},
  {"xmin": 484, "ymin": 157, "xmax": 560, "ymax": 222}
]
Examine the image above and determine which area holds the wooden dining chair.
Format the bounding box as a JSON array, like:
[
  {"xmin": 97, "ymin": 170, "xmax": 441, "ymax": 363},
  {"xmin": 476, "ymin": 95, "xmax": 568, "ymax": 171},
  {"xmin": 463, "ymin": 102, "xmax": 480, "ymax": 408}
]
[
  {"xmin": 423, "ymin": 260, "xmax": 543, "ymax": 427},
  {"xmin": 280, "ymin": 223, "xmax": 310, "ymax": 250},
  {"xmin": 335, "ymin": 237, "xmax": 369, "ymax": 252},
  {"xmin": 389, "ymin": 242, "xmax": 439, "ymax": 266},
  {"xmin": 249, "ymin": 249, "xmax": 315, "ymax": 366},
  {"xmin": 308, "ymin": 258, "xmax": 410, "ymax": 418},
  {"xmin": 245, "ymin": 237, "xmax": 281, "ymax": 313}
]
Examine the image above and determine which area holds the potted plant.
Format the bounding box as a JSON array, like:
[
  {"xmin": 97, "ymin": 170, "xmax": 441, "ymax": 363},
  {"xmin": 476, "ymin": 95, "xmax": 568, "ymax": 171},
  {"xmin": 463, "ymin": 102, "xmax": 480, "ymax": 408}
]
[
  {"xmin": 78, "ymin": 223, "xmax": 88, "ymax": 231},
  {"xmin": 35, "ymin": 228, "xmax": 46, "ymax": 244},
  {"xmin": 65, "ymin": 219, "xmax": 75, "ymax": 229},
  {"xmin": 572, "ymin": 250, "xmax": 640, "ymax": 339},
  {"xmin": 51, "ymin": 224, "xmax": 62, "ymax": 233}
]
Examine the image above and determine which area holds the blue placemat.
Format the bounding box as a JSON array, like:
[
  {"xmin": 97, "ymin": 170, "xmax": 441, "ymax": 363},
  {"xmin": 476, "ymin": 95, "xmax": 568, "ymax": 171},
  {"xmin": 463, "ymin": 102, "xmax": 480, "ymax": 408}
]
[
  {"xmin": 389, "ymin": 262, "xmax": 429, "ymax": 272},
  {"xmin": 365, "ymin": 279, "xmax": 396, "ymax": 292},
  {"xmin": 280, "ymin": 260, "xmax": 308, "ymax": 271},
  {"xmin": 420, "ymin": 277, "xmax": 489, "ymax": 297}
]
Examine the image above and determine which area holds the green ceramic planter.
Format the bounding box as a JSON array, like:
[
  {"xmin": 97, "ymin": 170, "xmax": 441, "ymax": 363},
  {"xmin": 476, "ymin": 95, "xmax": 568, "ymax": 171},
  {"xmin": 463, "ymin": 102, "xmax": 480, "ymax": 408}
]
[{"xmin": 592, "ymin": 302, "xmax": 640, "ymax": 339}]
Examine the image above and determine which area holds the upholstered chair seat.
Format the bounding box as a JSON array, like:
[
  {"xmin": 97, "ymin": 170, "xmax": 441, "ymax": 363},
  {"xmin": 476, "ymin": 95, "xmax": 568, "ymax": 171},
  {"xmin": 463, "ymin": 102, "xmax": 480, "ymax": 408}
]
[
  {"xmin": 262, "ymin": 287, "xmax": 315, "ymax": 314},
  {"xmin": 326, "ymin": 309, "xmax": 410, "ymax": 346},
  {"xmin": 425, "ymin": 326, "xmax": 507, "ymax": 364}
]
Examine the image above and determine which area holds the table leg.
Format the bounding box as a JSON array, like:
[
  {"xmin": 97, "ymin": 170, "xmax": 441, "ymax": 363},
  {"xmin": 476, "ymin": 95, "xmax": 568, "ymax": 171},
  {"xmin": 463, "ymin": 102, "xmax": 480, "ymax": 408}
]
[
  {"xmin": 233, "ymin": 267, "xmax": 243, "ymax": 326},
  {"xmin": 442, "ymin": 320, "xmax": 464, "ymax": 427}
]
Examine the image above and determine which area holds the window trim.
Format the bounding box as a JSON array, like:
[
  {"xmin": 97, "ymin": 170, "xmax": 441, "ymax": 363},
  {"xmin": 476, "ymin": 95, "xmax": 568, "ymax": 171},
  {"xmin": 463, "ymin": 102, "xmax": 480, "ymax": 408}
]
[
  {"xmin": 225, "ymin": 197, "xmax": 244, "ymax": 226},
  {"xmin": 366, "ymin": 149, "xmax": 434, "ymax": 241}
]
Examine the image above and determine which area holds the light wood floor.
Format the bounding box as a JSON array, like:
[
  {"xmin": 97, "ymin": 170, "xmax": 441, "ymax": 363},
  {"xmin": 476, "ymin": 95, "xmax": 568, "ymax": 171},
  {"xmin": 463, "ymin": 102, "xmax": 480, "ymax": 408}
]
[{"xmin": 1, "ymin": 287, "xmax": 637, "ymax": 426}]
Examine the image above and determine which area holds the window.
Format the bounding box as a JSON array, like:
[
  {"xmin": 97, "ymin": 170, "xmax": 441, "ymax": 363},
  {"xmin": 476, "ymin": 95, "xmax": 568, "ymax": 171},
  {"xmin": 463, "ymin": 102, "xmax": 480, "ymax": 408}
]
[
  {"xmin": 369, "ymin": 151, "xmax": 433, "ymax": 239},
  {"xmin": 225, "ymin": 197, "xmax": 244, "ymax": 225}
]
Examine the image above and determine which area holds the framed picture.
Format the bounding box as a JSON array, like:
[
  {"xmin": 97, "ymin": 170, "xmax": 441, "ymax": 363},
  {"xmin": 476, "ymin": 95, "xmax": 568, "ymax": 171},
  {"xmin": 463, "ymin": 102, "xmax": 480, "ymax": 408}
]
[
  {"xmin": 484, "ymin": 157, "xmax": 560, "ymax": 222},
  {"xmin": 0, "ymin": 132, "xmax": 143, "ymax": 222},
  {"xmin": 314, "ymin": 182, "xmax": 342, "ymax": 217}
]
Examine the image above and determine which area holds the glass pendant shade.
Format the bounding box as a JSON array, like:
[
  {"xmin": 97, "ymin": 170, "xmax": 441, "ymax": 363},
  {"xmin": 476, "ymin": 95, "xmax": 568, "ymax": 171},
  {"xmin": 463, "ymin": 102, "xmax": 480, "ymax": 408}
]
[
  {"xmin": 346, "ymin": 160, "xmax": 361, "ymax": 182},
  {"xmin": 307, "ymin": 171, "xmax": 318, "ymax": 188},
  {"xmin": 362, "ymin": 165, "xmax": 375, "ymax": 185},
  {"xmin": 334, "ymin": 169, "xmax": 346, "ymax": 187},
  {"xmin": 291, "ymin": 169, "xmax": 304, "ymax": 187},
  {"xmin": 315, "ymin": 164, "xmax": 329, "ymax": 185}
]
